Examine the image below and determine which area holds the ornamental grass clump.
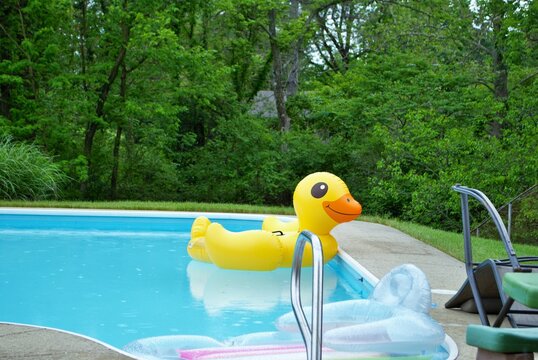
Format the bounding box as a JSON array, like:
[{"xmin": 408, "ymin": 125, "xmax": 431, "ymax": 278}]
[{"xmin": 0, "ymin": 137, "xmax": 66, "ymax": 200}]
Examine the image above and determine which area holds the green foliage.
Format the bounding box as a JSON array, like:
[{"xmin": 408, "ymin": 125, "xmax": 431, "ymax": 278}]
[
  {"xmin": 516, "ymin": 194, "xmax": 538, "ymax": 245},
  {"xmin": 118, "ymin": 146, "xmax": 181, "ymax": 201},
  {"xmin": 366, "ymin": 92, "xmax": 536, "ymax": 232},
  {"xmin": 0, "ymin": 0, "xmax": 536, "ymax": 243},
  {"xmin": 0, "ymin": 137, "xmax": 67, "ymax": 200},
  {"xmin": 477, "ymin": 188, "xmax": 538, "ymax": 246},
  {"xmin": 178, "ymin": 114, "xmax": 366, "ymax": 205},
  {"xmin": 179, "ymin": 115, "xmax": 288, "ymax": 204}
]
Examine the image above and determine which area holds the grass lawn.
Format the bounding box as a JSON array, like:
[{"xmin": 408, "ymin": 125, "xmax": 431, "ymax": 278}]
[
  {"xmin": 0, "ymin": 200, "xmax": 295, "ymax": 215},
  {"xmin": 1, "ymin": 200, "xmax": 537, "ymax": 263}
]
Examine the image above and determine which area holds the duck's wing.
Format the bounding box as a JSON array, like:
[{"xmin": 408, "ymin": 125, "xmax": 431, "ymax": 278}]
[{"xmin": 262, "ymin": 216, "xmax": 299, "ymax": 233}]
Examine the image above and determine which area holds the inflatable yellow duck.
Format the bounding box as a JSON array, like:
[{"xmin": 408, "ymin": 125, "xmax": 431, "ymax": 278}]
[{"xmin": 187, "ymin": 172, "xmax": 362, "ymax": 270}]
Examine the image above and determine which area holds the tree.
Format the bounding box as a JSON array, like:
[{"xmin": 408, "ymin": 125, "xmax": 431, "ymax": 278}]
[
  {"xmin": 77, "ymin": 0, "xmax": 131, "ymax": 196},
  {"xmin": 308, "ymin": 1, "xmax": 374, "ymax": 73},
  {"xmin": 463, "ymin": 0, "xmax": 533, "ymax": 137},
  {"xmin": 268, "ymin": 7, "xmax": 292, "ymax": 131}
]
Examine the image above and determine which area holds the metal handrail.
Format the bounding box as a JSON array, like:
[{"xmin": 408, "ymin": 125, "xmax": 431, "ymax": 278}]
[
  {"xmin": 291, "ymin": 230, "xmax": 324, "ymax": 360},
  {"xmin": 453, "ymin": 185, "xmax": 520, "ymax": 268}
]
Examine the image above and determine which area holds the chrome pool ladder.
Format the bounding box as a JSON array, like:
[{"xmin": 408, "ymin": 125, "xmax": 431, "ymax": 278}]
[{"xmin": 291, "ymin": 230, "xmax": 324, "ymax": 360}]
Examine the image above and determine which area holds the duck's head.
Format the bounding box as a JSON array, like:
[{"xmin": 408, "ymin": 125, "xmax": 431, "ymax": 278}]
[{"xmin": 293, "ymin": 172, "xmax": 362, "ymax": 235}]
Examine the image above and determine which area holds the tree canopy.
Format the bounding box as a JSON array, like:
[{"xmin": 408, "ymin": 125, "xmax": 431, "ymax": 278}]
[{"xmin": 1, "ymin": 0, "xmax": 536, "ymax": 239}]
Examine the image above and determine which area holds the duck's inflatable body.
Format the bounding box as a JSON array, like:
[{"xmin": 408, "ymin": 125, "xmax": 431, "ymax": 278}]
[{"xmin": 187, "ymin": 172, "xmax": 362, "ymax": 271}]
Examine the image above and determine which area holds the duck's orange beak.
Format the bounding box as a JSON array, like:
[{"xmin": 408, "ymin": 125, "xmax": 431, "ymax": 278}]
[{"xmin": 323, "ymin": 193, "xmax": 362, "ymax": 223}]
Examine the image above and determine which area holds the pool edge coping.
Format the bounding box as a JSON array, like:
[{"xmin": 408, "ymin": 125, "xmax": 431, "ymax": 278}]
[{"xmin": 0, "ymin": 321, "xmax": 140, "ymax": 359}]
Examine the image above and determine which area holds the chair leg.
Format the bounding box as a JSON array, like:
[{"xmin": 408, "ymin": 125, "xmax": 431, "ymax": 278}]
[
  {"xmin": 492, "ymin": 297, "xmax": 515, "ymax": 327},
  {"xmin": 476, "ymin": 348, "xmax": 534, "ymax": 360}
]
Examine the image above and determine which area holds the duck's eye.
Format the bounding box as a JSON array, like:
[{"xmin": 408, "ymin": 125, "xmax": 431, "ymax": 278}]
[{"xmin": 311, "ymin": 182, "xmax": 328, "ymax": 198}]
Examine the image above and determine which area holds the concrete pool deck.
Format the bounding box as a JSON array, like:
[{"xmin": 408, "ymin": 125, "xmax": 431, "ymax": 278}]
[{"xmin": 1, "ymin": 219, "xmax": 481, "ymax": 359}]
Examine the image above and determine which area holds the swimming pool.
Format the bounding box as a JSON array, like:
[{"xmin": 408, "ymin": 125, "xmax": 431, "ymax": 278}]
[{"xmin": 0, "ymin": 209, "xmax": 373, "ymax": 349}]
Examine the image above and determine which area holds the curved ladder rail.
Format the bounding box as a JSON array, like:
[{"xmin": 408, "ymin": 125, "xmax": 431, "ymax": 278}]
[
  {"xmin": 452, "ymin": 185, "xmax": 523, "ymax": 326},
  {"xmin": 291, "ymin": 230, "xmax": 324, "ymax": 360}
]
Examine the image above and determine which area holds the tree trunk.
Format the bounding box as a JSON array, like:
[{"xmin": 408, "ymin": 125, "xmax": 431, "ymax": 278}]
[
  {"xmin": 287, "ymin": 0, "xmax": 300, "ymax": 97},
  {"xmin": 247, "ymin": 52, "xmax": 272, "ymax": 102},
  {"xmin": 82, "ymin": 3, "xmax": 130, "ymax": 196},
  {"xmin": 268, "ymin": 9, "xmax": 291, "ymax": 132},
  {"xmin": 82, "ymin": 44, "xmax": 126, "ymax": 195},
  {"xmin": 16, "ymin": 3, "xmax": 38, "ymax": 100},
  {"xmin": 489, "ymin": 0, "xmax": 509, "ymax": 138},
  {"xmin": 110, "ymin": 62, "xmax": 128, "ymax": 200},
  {"xmin": 0, "ymin": 84, "xmax": 10, "ymax": 119},
  {"xmin": 110, "ymin": 126, "xmax": 122, "ymax": 200},
  {"xmin": 490, "ymin": 47, "xmax": 508, "ymax": 137},
  {"xmin": 77, "ymin": 0, "xmax": 90, "ymax": 195},
  {"xmin": 78, "ymin": 0, "xmax": 89, "ymax": 92}
]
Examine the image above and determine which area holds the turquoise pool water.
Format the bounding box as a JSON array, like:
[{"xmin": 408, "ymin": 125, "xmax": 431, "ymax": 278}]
[{"xmin": 0, "ymin": 210, "xmax": 372, "ymax": 349}]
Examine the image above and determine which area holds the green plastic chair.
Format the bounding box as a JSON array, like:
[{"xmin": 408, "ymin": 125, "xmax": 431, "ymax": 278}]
[{"xmin": 466, "ymin": 272, "xmax": 538, "ymax": 359}]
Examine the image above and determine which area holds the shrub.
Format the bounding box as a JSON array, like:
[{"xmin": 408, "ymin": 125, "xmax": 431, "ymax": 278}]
[{"xmin": 0, "ymin": 137, "xmax": 66, "ymax": 200}]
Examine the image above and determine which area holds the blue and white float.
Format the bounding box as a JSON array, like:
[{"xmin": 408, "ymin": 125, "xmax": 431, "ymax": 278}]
[
  {"xmin": 124, "ymin": 264, "xmax": 448, "ymax": 359},
  {"xmin": 276, "ymin": 264, "xmax": 445, "ymax": 355}
]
